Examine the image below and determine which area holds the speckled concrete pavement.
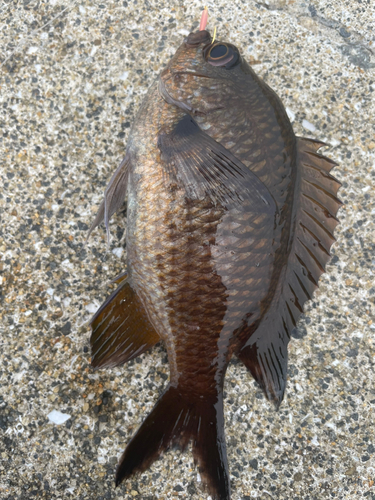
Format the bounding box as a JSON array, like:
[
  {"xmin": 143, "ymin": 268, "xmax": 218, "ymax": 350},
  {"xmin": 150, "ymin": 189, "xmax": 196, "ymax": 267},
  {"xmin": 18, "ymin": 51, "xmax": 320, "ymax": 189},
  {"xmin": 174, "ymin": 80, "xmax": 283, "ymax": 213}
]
[{"xmin": 1, "ymin": 1, "xmax": 374, "ymax": 499}]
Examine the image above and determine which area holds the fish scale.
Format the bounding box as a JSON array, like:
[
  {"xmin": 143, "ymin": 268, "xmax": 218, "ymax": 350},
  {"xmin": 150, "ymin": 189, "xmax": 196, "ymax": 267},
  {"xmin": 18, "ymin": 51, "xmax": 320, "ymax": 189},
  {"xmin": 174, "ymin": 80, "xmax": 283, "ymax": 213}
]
[{"xmin": 88, "ymin": 22, "xmax": 341, "ymax": 500}]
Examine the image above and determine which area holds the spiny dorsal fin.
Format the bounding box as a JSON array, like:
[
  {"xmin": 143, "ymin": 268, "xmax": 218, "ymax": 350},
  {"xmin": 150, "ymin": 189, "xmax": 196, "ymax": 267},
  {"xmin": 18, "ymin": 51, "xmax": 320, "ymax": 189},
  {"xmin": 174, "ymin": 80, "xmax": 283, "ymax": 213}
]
[
  {"xmin": 238, "ymin": 138, "xmax": 342, "ymax": 406},
  {"xmin": 90, "ymin": 281, "xmax": 159, "ymax": 368}
]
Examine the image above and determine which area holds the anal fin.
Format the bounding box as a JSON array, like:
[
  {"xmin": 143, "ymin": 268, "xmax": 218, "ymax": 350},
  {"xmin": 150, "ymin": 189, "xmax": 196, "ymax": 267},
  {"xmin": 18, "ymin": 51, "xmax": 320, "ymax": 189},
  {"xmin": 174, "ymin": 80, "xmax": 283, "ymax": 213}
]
[{"xmin": 90, "ymin": 280, "xmax": 159, "ymax": 368}]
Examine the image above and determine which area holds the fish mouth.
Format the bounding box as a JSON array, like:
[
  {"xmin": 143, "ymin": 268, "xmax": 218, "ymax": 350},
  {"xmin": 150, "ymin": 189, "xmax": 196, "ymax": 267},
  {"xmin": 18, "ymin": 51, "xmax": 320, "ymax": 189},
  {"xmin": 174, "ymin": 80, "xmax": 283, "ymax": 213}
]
[{"xmin": 158, "ymin": 71, "xmax": 223, "ymax": 116}]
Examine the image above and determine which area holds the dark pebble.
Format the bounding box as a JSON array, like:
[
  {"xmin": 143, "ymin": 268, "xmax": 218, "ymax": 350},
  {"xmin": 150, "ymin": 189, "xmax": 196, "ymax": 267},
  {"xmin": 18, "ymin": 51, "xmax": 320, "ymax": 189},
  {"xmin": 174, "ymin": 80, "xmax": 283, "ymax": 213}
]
[
  {"xmin": 249, "ymin": 458, "xmax": 258, "ymax": 470},
  {"xmin": 339, "ymin": 27, "xmax": 351, "ymax": 38},
  {"xmin": 60, "ymin": 322, "xmax": 71, "ymax": 335}
]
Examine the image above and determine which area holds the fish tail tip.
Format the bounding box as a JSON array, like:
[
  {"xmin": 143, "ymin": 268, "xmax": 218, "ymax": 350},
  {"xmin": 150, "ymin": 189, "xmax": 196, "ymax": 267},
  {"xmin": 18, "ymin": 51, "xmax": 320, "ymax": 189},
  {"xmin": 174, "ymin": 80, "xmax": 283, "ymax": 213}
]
[
  {"xmin": 115, "ymin": 471, "xmax": 124, "ymax": 487},
  {"xmin": 86, "ymin": 219, "xmax": 98, "ymax": 242},
  {"xmin": 272, "ymin": 396, "xmax": 283, "ymax": 411},
  {"xmin": 90, "ymin": 358, "xmax": 100, "ymax": 370},
  {"xmin": 267, "ymin": 384, "xmax": 285, "ymax": 410}
]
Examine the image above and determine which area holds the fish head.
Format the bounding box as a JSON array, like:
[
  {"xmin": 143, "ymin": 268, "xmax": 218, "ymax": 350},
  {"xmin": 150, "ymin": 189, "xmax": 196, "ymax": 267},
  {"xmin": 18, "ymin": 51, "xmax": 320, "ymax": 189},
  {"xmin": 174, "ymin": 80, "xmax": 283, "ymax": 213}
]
[{"xmin": 159, "ymin": 29, "xmax": 251, "ymax": 116}]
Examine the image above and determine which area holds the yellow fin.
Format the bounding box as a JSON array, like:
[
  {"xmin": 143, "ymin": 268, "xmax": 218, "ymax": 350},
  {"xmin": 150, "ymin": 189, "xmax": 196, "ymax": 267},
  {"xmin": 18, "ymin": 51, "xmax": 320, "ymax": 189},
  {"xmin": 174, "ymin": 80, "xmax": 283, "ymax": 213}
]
[{"xmin": 90, "ymin": 281, "xmax": 159, "ymax": 368}]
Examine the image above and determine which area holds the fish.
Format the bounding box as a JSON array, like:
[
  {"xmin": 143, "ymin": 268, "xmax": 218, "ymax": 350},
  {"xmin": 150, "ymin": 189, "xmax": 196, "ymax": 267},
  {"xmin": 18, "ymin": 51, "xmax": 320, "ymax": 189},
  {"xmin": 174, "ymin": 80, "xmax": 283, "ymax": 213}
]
[{"xmin": 87, "ymin": 8, "xmax": 341, "ymax": 500}]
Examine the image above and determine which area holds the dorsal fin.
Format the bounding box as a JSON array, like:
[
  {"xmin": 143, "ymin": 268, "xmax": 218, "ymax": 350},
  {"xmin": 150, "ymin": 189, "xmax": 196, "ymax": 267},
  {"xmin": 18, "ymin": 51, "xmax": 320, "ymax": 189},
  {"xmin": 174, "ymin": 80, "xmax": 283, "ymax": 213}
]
[
  {"xmin": 87, "ymin": 152, "xmax": 131, "ymax": 243},
  {"xmin": 90, "ymin": 281, "xmax": 160, "ymax": 368},
  {"xmin": 238, "ymin": 138, "xmax": 342, "ymax": 406}
]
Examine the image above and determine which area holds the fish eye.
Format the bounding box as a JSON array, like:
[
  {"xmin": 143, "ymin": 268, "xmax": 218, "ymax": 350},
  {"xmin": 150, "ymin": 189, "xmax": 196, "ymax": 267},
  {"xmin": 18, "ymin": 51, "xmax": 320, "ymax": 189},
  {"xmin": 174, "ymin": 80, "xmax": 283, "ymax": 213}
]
[
  {"xmin": 209, "ymin": 44, "xmax": 229, "ymax": 59},
  {"xmin": 204, "ymin": 42, "xmax": 241, "ymax": 69}
]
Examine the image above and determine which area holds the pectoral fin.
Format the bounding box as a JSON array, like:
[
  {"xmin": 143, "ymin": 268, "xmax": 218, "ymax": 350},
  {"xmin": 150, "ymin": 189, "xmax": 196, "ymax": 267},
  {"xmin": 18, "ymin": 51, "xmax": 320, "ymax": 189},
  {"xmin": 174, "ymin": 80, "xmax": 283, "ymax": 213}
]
[
  {"xmin": 158, "ymin": 114, "xmax": 276, "ymax": 214},
  {"xmin": 90, "ymin": 281, "xmax": 159, "ymax": 369}
]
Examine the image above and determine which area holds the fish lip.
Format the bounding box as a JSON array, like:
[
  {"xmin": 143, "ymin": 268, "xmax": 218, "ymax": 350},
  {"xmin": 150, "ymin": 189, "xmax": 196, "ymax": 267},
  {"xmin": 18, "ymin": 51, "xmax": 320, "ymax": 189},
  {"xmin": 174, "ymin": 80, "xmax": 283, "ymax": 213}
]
[{"xmin": 185, "ymin": 29, "xmax": 211, "ymax": 48}]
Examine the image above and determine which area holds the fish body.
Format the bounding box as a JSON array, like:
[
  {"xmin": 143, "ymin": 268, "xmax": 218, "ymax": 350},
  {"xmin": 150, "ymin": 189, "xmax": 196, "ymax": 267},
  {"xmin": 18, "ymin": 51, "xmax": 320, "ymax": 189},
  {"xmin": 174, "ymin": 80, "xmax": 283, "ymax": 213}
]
[{"xmin": 88, "ymin": 27, "xmax": 341, "ymax": 500}]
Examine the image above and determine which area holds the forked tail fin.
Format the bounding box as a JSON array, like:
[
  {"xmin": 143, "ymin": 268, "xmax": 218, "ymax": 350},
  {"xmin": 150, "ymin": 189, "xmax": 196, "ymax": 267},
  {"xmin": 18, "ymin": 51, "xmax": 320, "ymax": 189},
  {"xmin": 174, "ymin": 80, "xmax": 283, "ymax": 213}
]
[{"xmin": 116, "ymin": 384, "xmax": 230, "ymax": 500}]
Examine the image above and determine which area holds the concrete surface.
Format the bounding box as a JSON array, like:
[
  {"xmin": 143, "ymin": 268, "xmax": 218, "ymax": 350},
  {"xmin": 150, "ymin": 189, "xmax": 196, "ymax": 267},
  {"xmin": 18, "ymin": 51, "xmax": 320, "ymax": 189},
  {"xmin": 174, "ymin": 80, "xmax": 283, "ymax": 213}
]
[{"xmin": 0, "ymin": 0, "xmax": 374, "ymax": 499}]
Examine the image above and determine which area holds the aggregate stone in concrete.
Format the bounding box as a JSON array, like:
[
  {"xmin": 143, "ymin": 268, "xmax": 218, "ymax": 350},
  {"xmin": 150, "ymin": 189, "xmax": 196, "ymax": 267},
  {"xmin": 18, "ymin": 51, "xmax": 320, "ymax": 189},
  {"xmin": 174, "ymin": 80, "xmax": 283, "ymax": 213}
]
[{"xmin": 0, "ymin": 1, "xmax": 374, "ymax": 499}]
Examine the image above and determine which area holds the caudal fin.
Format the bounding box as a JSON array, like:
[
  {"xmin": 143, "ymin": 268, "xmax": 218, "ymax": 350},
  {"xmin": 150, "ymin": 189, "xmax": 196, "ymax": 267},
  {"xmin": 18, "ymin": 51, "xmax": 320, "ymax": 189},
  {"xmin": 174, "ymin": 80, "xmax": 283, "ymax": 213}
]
[{"xmin": 116, "ymin": 385, "xmax": 231, "ymax": 500}]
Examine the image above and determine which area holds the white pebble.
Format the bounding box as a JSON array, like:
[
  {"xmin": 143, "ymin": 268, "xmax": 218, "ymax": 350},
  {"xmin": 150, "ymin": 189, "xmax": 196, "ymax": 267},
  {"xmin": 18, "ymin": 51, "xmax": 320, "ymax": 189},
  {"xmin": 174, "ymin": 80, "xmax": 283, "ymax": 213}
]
[
  {"xmin": 302, "ymin": 119, "xmax": 316, "ymax": 132},
  {"xmin": 61, "ymin": 259, "xmax": 74, "ymax": 269},
  {"xmin": 311, "ymin": 435, "xmax": 319, "ymax": 446},
  {"xmin": 27, "ymin": 46, "xmax": 39, "ymax": 54},
  {"xmin": 286, "ymin": 107, "xmax": 295, "ymax": 122},
  {"xmin": 86, "ymin": 302, "xmax": 99, "ymax": 313},
  {"xmin": 47, "ymin": 410, "xmax": 71, "ymax": 425},
  {"xmin": 112, "ymin": 247, "xmax": 123, "ymax": 258},
  {"xmin": 63, "ymin": 297, "xmax": 71, "ymax": 308},
  {"xmin": 329, "ymin": 137, "xmax": 341, "ymax": 147}
]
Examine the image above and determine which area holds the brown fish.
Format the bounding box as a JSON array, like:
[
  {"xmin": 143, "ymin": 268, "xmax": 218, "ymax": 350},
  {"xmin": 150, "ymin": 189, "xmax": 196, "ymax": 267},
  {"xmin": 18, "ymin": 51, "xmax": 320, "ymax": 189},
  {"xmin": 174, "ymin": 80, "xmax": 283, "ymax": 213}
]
[{"xmin": 88, "ymin": 11, "xmax": 341, "ymax": 500}]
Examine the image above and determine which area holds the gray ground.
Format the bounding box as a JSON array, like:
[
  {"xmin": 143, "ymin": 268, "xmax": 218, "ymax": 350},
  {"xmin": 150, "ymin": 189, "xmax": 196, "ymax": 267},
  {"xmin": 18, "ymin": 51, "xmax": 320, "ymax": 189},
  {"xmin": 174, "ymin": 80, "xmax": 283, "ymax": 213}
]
[{"xmin": 1, "ymin": 0, "xmax": 374, "ymax": 499}]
